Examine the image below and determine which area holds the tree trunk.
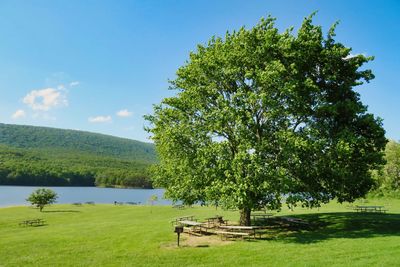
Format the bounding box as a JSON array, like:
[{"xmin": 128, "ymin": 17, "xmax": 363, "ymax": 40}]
[{"xmin": 239, "ymin": 208, "xmax": 251, "ymax": 226}]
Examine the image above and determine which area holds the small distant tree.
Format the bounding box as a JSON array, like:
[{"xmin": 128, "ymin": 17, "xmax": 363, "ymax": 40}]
[
  {"xmin": 148, "ymin": 194, "xmax": 158, "ymax": 213},
  {"xmin": 27, "ymin": 188, "xmax": 58, "ymax": 212}
]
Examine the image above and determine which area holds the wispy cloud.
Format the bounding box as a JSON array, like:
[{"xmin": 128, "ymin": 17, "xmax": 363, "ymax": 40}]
[
  {"xmin": 69, "ymin": 81, "xmax": 80, "ymax": 87},
  {"xmin": 116, "ymin": 109, "xmax": 133, "ymax": 117},
  {"xmin": 23, "ymin": 88, "xmax": 68, "ymax": 111},
  {"xmin": 11, "ymin": 109, "xmax": 26, "ymax": 119},
  {"xmin": 88, "ymin": 115, "xmax": 112, "ymax": 123}
]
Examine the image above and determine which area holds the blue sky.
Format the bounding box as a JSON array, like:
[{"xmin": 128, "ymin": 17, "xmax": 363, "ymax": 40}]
[{"xmin": 0, "ymin": 0, "xmax": 399, "ymax": 142}]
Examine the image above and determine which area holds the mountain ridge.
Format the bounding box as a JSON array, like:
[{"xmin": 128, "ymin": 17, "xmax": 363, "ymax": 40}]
[
  {"xmin": 0, "ymin": 123, "xmax": 157, "ymax": 187},
  {"xmin": 0, "ymin": 123, "xmax": 157, "ymax": 162}
]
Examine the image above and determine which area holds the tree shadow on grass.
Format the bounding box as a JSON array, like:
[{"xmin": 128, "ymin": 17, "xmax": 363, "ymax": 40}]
[
  {"xmin": 42, "ymin": 210, "xmax": 81, "ymax": 213},
  {"xmin": 30, "ymin": 224, "xmax": 47, "ymax": 227},
  {"xmin": 259, "ymin": 212, "xmax": 400, "ymax": 244}
]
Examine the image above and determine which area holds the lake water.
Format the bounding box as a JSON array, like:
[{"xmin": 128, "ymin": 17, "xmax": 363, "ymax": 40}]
[{"xmin": 0, "ymin": 186, "xmax": 171, "ymax": 207}]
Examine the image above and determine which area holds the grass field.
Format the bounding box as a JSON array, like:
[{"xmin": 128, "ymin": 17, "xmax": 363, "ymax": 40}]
[{"xmin": 1, "ymin": 198, "xmax": 399, "ymax": 267}]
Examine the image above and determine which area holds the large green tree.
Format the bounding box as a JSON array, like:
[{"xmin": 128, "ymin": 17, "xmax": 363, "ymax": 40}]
[{"xmin": 146, "ymin": 14, "xmax": 387, "ymax": 225}]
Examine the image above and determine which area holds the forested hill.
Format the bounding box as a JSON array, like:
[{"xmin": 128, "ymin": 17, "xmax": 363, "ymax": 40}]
[
  {"xmin": 0, "ymin": 123, "xmax": 156, "ymax": 162},
  {"xmin": 0, "ymin": 123, "xmax": 157, "ymax": 187}
]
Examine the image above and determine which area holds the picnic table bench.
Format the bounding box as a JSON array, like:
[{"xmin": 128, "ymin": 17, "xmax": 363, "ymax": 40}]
[
  {"xmin": 354, "ymin": 205, "xmax": 387, "ymax": 213},
  {"xmin": 19, "ymin": 218, "xmax": 45, "ymax": 227},
  {"xmin": 218, "ymin": 225, "xmax": 262, "ymax": 239},
  {"xmin": 214, "ymin": 230, "xmax": 250, "ymax": 240}
]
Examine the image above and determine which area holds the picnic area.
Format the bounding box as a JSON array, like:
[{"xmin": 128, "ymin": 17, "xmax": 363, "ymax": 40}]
[
  {"xmin": 170, "ymin": 204, "xmax": 393, "ymax": 242},
  {"xmin": 1, "ymin": 198, "xmax": 399, "ymax": 266}
]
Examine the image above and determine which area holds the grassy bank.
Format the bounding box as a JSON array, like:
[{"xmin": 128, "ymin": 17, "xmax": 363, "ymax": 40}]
[{"xmin": 1, "ymin": 199, "xmax": 399, "ymax": 266}]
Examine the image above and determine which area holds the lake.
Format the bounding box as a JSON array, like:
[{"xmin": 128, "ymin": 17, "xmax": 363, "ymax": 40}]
[{"xmin": 0, "ymin": 186, "xmax": 170, "ymax": 207}]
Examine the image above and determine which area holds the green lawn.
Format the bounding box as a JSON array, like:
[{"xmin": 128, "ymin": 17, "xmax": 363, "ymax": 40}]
[{"xmin": 1, "ymin": 199, "xmax": 399, "ymax": 267}]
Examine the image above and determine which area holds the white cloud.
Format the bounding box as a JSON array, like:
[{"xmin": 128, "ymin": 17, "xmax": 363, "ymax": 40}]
[
  {"xmin": 88, "ymin": 115, "xmax": 112, "ymax": 123},
  {"xmin": 69, "ymin": 81, "xmax": 80, "ymax": 87},
  {"xmin": 11, "ymin": 109, "xmax": 26, "ymax": 119},
  {"xmin": 23, "ymin": 88, "xmax": 68, "ymax": 111},
  {"xmin": 116, "ymin": 109, "xmax": 133, "ymax": 117}
]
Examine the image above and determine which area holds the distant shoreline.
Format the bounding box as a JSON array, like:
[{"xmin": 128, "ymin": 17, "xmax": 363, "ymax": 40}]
[{"xmin": 0, "ymin": 184, "xmax": 155, "ymax": 189}]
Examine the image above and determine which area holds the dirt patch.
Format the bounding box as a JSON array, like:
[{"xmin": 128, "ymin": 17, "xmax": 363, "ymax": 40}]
[{"xmin": 161, "ymin": 233, "xmax": 233, "ymax": 249}]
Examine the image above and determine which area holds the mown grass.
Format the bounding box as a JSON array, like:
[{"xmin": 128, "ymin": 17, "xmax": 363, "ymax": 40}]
[{"xmin": 0, "ymin": 198, "xmax": 399, "ymax": 267}]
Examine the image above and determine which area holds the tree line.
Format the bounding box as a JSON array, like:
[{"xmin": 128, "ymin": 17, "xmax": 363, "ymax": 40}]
[
  {"xmin": 0, "ymin": 145, "xmax": 153, "ymax": 188},
  {"xmin": 372, "ymin": 140, "xmax": 400, "ymax": 196}
]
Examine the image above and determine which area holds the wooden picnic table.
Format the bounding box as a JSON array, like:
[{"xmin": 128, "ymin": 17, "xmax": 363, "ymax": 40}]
[
  {"xmin": 204, "ymin": 215, "xmax": 228, "ymax": 228},
  {"xmin": 19, "ymin": 218, "xmax": 45, "ymax": 227},
  {"xmin": 218, "ymin": 225, "xmax": 262, "ymax": 239},
  {"xmin": 178, "ymin": 220, "xmax": 203, "ymax": 226},
  {"xmin": 178, "ymin": 220, "xmax": 206, "ymax": 235},
  {"xmin": 171, "ymin": 215, "xmax": 196, "ymax": 225},
  {"xmin": 355, "ymin": 205, "xmax": 387, "ymax": 213}
]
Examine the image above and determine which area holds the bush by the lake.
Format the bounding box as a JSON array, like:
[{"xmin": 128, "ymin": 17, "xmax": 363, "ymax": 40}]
[{"xmin": 27, "ymin": 188, "xmax": 58, "ymax": 212}]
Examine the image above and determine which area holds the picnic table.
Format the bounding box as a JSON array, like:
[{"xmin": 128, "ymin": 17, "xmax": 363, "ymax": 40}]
[
  {"xmin": 178, "ymin": 220, "xmax": 203, "ymax": 226},
  {"xmin": 217, "ymin": 225, "xmax": 262, "ymax": 239},
  {"xmin": 204, "ymin": 215, "xmax": 228, "ymax": 228},
  {"xmin": 19, "ymin": 218, "xmax": 45, "ymax": 227},
  {"xmin": 354, "ymin": 205, "xmax": 387, "ymax": 213},
  {"xmin": 178, "ymin": 220, "xmax": 206, "ymax": 235},
  {"xmin": 171, "ymin": 215, "xmax": 196, "ymax": 225}
]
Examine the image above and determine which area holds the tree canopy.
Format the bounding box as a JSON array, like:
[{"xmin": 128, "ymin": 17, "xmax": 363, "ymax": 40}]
[
  {"xmin": 27, "ymin": 188, "xmax": 58, "ymax": 212},
  {"xmin": 146, "ymin": 14, "xmax": 387, "ymax": 225}
]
